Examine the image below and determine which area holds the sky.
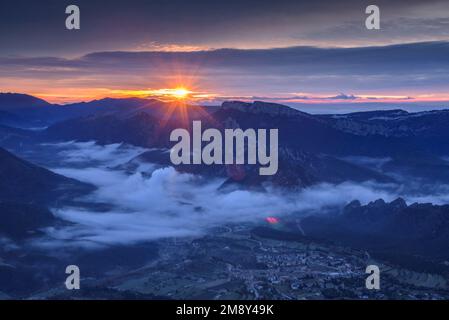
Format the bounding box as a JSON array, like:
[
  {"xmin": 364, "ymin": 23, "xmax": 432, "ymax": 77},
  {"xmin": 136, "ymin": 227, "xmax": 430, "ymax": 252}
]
[{"xmin": 1, "ymin": 0, "xmax": 449, "ymax": 112}]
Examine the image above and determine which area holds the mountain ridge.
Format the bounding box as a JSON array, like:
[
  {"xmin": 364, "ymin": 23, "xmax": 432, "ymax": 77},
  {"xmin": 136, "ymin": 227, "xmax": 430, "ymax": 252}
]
[
  {"xmin": 0, "ymin": 93, "xmax": 51, "ymax": 111},
  {"xmin": 0, "ymin": 146, "xmax": 93, "ymax": 204}
]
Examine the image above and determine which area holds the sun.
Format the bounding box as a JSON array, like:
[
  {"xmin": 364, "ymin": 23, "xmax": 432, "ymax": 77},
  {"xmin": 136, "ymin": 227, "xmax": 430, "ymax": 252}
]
[
  {"xmin": 107, "ymin": 87, "xmax": 194, "ymax": 101},
  {"xmin": 171, "ymin": 87, "xmax": 190, "ymax": 99}
]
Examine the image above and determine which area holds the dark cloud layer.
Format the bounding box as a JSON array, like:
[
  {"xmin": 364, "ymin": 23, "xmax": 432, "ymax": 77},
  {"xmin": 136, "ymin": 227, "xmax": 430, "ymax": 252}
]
[
  {"xmin": 4, "ymin": 41, "xmax": 449, "ymax": 76},
  {"xmin": 1, "ymin": 0, "xmax": 448, "ymax": 55}
]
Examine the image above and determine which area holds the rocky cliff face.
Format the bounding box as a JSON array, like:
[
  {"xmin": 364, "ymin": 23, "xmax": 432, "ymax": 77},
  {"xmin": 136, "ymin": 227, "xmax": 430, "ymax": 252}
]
[
  {"xmin": 302, "ymin": 198, "xmax": 449, "ymax": 260},
  {"xmin": 221, "ymin": 101, "xmax": 314, "ymax": 118},
  {"xmin": 321, "ymin": 109, "xmax": 449, "ymax": 139}
]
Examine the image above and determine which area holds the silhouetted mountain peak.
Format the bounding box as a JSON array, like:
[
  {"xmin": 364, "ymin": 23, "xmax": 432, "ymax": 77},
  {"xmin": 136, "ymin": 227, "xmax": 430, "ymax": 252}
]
[
  {"xmin": 0, "ymin": 147, "xmax": 92, "ymax": 203},
  {"xmin": 0, "ymin": 93, "xmax": 51, "ymax": 111},
  {"xmin": 368, "ymin": 199, "xmax": 387, "ymax": 207},
  {"xmin": 346, "ymin": 200, "xmax": 362, "ymax": 209},
  {"xmin": 221, "ymin": 100, "xmax": 311, "ymax": 118},
  {"xmin": 390, "ymin": 197, "xmax": 407, "ymax": 209}
]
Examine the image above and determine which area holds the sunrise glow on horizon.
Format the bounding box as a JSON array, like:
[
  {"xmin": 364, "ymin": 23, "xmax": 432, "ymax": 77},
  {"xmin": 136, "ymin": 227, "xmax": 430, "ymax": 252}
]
[{"xmin": 23, "ymin": 88, "xmax": 449, "ymax": 108}]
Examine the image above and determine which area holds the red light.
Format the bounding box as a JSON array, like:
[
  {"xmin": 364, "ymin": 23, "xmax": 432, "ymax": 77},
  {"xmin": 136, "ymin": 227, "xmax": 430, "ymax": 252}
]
[{"xmin": 265, "ymin": 217, "xmax": 279, "ymax": 224}]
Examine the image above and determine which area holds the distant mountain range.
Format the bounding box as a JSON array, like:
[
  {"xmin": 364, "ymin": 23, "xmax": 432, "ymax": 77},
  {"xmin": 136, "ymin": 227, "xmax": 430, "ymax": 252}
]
[
  {"xmin": 302, "ymin": 198, "xmax": 449, "ymax": 261},
  {"xmin": 35, "ymin": 96, "xmax": 448, "ymax": 157},
  {"xmin": 2, "ymin": 92, "xmax": 449, "ymax": 188},
  {"xmin": 0, "ymin": 93, "xmax": 214, "ymax": 128},
  {"xmin": 2, "ymin": 92, "xmax": 449, "ymax": 156},
  {"xmin": 320, "ymin": 109, "xmax": 449, "ymax": 156},
  {"xmin": 36, "ymin": 96, "xmax": 448, "ymax": 186}
]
